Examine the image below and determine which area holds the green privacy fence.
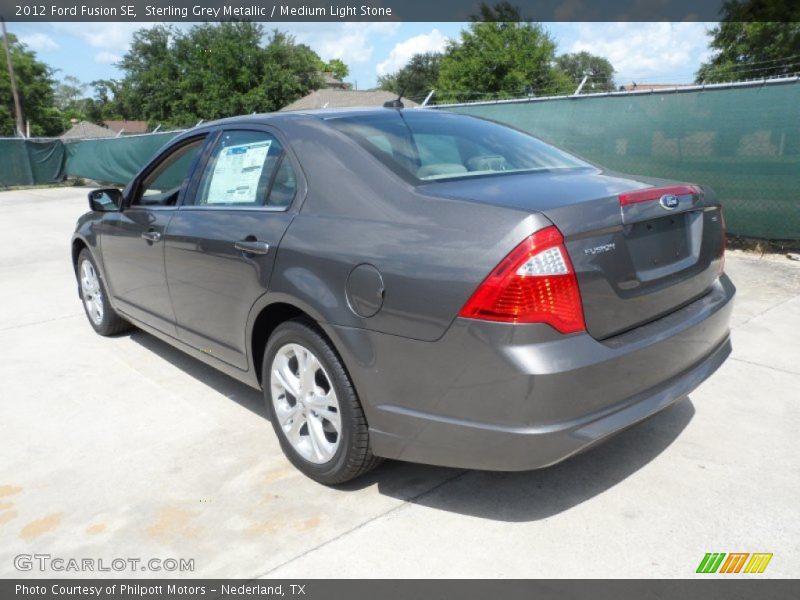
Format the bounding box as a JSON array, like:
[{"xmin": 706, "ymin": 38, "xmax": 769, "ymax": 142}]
[
  {"xmin": 439, "ymin": 79, "xmax": 800, "ymax": 240},
  {"xmin": 0, "ymin": 138, "xmax": 65, "ymax": 187},
  {"xmin": 64, "ymin": 132, "xmax": 181, "ymax": 185},
  {"xmin": 0, "ymin": 131, "xmax": 181, "ymax": 187}
]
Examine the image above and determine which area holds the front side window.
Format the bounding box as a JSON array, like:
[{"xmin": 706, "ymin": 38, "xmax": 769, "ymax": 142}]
[
  {"xmin": 327, "ymin": 111, "xmax": 590, "ymax": 182},
  {"xmin": 134, "ymin": 138, "xmax": 205, "ymax": 207},
  {"xmin": 189, "ymin": 130, "xmax": 296, "ymax": 208}
]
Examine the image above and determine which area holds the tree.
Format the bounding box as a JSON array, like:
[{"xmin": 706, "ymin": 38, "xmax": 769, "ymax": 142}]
[
  {"xmin": 436, "ymin": 2, "xmax": 571, "ymax": 102},
  {"xmin": 112, "ymin": 23, "xmax": 330, "ymax": 127},
  {"xmin": 260, "ymin": 30, "xmax": 326, "ymax": 112},
  {"xmin": 377, "ymin": 52, "xmax": 441, "ymax": 101},
  {"xmin": 696, "ymin": 1, "xmax": 800, "ymax": 83},
  {"xmin": 87, "ymin": 79, "xmax": 123, "ymax": 122},
  {"xmin": 324, "ymin": 58, "xmax": 349, "ymax": 81},
  {"xmin": 170, "ymin": 22, "xmax": 271, "ymax": 123},
  {"xmin": 54, "ymin": 75, "xmax": 107, "ymax": 129},
  {"xmin": 54, "ymin": 75, "xmax": 85, "ymax": 110},
  {"xmin": 113, "ymin": 25, "xmax": 178, "ymax": 122},
  {"xmin": 0, "ymin": 33, "xmax": 61, "ymax": 136},
  {"xmin": 555, "ymin": 51, "xmax": 616, "ymax": 92}
]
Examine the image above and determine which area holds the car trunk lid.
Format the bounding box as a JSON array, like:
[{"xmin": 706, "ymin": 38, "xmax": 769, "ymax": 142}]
[{"xmin": 419, "ymin": 169, "xmax": 725, "ymax": 339}]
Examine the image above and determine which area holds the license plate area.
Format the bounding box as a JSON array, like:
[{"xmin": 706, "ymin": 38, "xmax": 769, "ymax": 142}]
[{"xmin": 626, "ymin": 211, "xmax": 702, "ymax": 281}]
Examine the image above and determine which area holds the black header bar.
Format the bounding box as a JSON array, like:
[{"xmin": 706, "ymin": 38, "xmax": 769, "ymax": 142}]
[
  {"xmin": 0, "ymin": 0, "xmax": 743, "ymax": 23},
  {"xmin": 3, "ymin": 579, "xmax": 800, "ymax": 600}
]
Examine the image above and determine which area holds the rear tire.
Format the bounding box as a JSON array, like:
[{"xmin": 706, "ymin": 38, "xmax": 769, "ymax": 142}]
[
  {"xmin": 77, "ymin": 249, "xmax": 132, "ymax": 336},
  {"xmin": 262, "ymin": 319, "xmax": 381, "ymax": 484}
]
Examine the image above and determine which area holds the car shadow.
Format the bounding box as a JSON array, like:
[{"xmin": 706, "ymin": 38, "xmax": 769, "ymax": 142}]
[
  {"xmin": 129, "ymin": 330, "xmax": 268, "ymax": 420},
  {"xmin": 349, "ymin": 397, "xmax": 696, "ymax": 522},
  {"xmin": 128, "ymin": 328, "xmax": 694, "ymax": 523}
]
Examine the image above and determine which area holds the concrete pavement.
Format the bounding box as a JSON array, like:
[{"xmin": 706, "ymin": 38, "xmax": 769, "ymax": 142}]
[{"xmin": 0, "ymin": 187, "xmax": 797, "ymax": 578}]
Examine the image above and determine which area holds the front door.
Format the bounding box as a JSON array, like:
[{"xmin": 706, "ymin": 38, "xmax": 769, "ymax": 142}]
[
  {"xmin": 100, "ymin": 136, "xmax": 207, "ymax": 336},
  {"xmin": 165, "ymin": 128, "xmax": 300, "ymax": 369}
]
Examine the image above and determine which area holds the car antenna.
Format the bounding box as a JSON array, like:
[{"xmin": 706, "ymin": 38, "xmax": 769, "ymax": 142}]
[{"xmin": 383, "ymin": 88, "xmax": 405, "ymax": 109}]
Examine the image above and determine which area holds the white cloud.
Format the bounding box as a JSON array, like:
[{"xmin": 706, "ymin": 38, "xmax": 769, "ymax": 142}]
[
  {"xmin": 288, "ymin": 22, "xmax": 401, "ymax": 65},
  {"xmin": 376, "ymin": 29, "xmax": 448, "ymax": 76},
  {"xmin": 18, "ymin": 33, "xmax": 59, "ymax": 52},
  {"xmin": 568, "ymin": 22, "xmax": 713, "ymax": 84},
  {"xmin": 94, "ymin": 51, "xmax": 122, "ymax": 64}
]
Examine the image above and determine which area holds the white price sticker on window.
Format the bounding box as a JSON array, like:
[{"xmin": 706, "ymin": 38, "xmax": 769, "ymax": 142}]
[{"xmin": 206, "ymin": 140, "xmax": 272, "ymax": 204}]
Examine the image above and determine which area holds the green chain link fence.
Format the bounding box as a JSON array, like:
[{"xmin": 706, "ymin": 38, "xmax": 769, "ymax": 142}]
[
  {"xmin": 63, "ymin": 132, "xmax": 181, "ymax": 185},
  {"xmin": 0, "ymin": 131, "xmax": 182, "ymax": 188},
  {"xmin": 0, "ymin": 138, "xmax": 65, "ymax": 187},
  {"xmin": 439, "ymin": 79, "xmax": 800, "ymax": 240}
]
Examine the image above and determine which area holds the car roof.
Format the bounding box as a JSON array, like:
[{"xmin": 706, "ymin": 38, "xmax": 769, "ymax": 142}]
[
  {"xmin": 292, "ymin": 107, "xmax": 419, "ymax": 119},
  {"xmin": 195, "ymin": 107, "xmax": 425, "ymax": 129},
  {"xmin": 171, "ymin": 107, "xmax": 471, "ymax": 148}
]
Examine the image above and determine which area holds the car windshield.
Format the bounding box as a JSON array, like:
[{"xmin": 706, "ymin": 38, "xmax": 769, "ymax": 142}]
[{"xmin": 326, "ymin": 110, "xmax": 590, "ymax": 183}]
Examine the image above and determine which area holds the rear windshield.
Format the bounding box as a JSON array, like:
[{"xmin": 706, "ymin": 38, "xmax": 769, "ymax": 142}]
[{"xmin": 326, "ymin": 110, "xmax": 589, "ymax": 183}]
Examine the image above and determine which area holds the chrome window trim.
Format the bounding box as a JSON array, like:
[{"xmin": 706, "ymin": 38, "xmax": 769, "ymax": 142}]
[{"xmin": 176, "ymin": 204, "xmax": 290, "ymax": 213}]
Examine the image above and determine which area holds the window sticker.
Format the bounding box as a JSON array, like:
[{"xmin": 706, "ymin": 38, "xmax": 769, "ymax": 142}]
[{"xmin": 205, "ymin": 140, "xmax": 272, "ymax": 204}]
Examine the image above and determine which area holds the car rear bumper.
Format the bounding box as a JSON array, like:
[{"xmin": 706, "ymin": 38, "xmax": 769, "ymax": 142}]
[{"xmin": 328, "ymin": 274, "xmax": 735, "ymax": 471}]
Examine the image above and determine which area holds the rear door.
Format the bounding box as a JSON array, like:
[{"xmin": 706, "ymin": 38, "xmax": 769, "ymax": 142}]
[
  {"xmin": 164, "ymin": 127, "xmax": 301, "ymax": 369},
  {"xmin": 100, "ymin": 136, "xmax": 207, "ymax": 335}
]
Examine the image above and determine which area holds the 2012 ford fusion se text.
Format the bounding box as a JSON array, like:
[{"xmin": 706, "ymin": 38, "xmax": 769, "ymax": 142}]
[{"xmin": 71, "ymin": 108, "xmax": 734, "ymax": 484}]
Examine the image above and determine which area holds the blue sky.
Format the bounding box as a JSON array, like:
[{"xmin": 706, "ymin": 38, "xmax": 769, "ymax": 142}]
[{"xmin": 7, "ymin": 21, "xmax": 715, "ymax": 97}]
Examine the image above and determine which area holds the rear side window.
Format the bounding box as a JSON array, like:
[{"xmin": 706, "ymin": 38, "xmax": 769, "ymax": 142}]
[
  {"xmin": 267, "ymin": 157, "xmax": 297, "ymax": 208},
  {"xmin": 188, "ymin": 130, "xmax": 296, "ymax": 208},
  {"xmin": 328, "ymin": 111, "xmax": 589, "ymax": 183}
]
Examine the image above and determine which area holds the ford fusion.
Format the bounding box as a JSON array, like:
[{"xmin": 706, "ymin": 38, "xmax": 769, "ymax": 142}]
[{"xmin": 72, "ymin": 108, "xmax": 734, "ymax": 483}]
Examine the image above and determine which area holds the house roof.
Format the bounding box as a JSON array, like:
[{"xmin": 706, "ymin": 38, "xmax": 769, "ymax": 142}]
[
  {"xmin": 280, "ymin": 90, "xmax": 419, "ymax": 112},
  {"xmin": 60, "ymin": 121, "xmax": 116, "ymax": 140},
  {"xmin": 103, "ymin": 120, "xmax": 149, "ymax": 134}
]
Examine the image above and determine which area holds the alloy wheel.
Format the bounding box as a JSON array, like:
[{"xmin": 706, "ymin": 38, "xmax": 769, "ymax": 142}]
[
  {"xmin": 270, "ymin": 343, "xmax": 342, "ymax": 464},
  {"xmin": 80, "ymin": 260, "xmax": 104, "ymax": 325}
]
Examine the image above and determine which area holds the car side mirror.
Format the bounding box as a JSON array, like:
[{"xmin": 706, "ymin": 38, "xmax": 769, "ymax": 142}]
[{"xmin": 88, "ymin": 188, "xmax": 123, "ymax": 212}]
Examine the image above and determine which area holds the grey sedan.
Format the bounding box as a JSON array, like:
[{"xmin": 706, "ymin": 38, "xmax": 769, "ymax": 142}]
[{"xmin": 72, "ymin": 108, "xmax": 734, "ymax": 483}]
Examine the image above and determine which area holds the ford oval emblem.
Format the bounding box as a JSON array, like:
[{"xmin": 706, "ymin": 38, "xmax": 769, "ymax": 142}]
[{"xmin": 660, "ymin": 194, "xmax": 680, "ymax": 210}]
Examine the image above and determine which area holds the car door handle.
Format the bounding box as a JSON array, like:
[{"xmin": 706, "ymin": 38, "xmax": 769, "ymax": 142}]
[
  {"xmin": 234, "ymin": 240, "xmax": 270, "ymax": 255},
  {"xmin": 141, "ymin": 230, "xmax": 162, "ymax": 243}
]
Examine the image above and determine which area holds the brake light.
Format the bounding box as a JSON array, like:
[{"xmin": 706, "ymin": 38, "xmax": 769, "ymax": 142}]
[
  {"xmin": 459, "ymin": 226, "xmax": 585, "ymax": 334},
  {"xmin": 619, "ymin": 184, "xmax": 701, "ymax": 206}
]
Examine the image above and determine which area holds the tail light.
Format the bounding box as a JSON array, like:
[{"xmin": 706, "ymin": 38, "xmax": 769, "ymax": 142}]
[{"xmin": 459, "ymin": 226, "xmax": 585, "ymax": 334}]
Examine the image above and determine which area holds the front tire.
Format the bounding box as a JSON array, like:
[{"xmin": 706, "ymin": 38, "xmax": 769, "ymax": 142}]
[
  {"xmin": 263, "ymin": 319, "xmax": 381, "ymax": 484},
  {"xmin": 77, "ymin": 249, "xmax": 131, "ymax": 336}
]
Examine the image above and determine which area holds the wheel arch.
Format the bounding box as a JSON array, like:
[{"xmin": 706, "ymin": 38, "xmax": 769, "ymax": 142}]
[
  {"xmin": 247, "ymin": 296, "xmax": 367, "ymax": 396},
  {"xmin": 250, "ymin": 300, "xmax": 315, "ymax": 386},
  {"xmin": 247, "ymin": 294, "xmax": 381, "ymax": 431},
  {"xmin": 71, "ymin": 237, "xmax": 89, "ymax": 273}
]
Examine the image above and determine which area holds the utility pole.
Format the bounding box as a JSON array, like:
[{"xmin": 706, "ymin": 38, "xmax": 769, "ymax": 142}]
[{"xmin": 1, "ymin": 17, "xmax": 25, "ymax": 137}]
